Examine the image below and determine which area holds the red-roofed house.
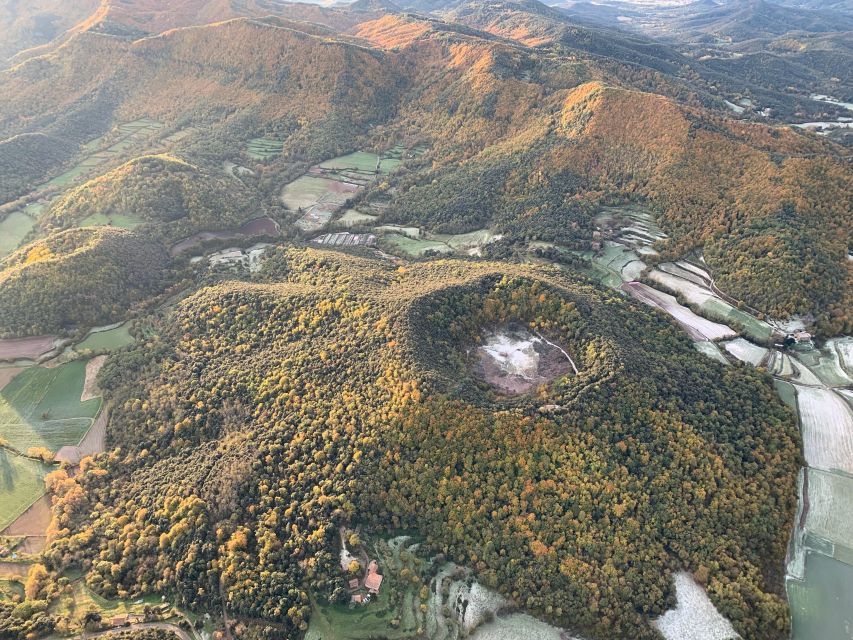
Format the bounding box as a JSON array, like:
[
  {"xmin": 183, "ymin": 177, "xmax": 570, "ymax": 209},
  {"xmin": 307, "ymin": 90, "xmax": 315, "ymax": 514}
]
[{"xmin": 364, "ymin": 572, "xmax": 382, "ymax": 593}]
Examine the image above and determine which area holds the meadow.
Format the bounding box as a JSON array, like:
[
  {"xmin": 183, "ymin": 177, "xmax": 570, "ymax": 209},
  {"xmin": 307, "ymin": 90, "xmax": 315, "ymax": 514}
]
[
  {"xmin": 0, "ymin": 212, "xmax": 35, "ymax": 258},
  {"xmin": 0, "ymin": 452, "xmax": 49, "ymax": 531},
  {"xmin": 0, "ymin": 360, "xmax": 101, "ymax": 454},
  {"xmin": 76, "ymin": 324, "xmax": 135, "ymax": 352}
]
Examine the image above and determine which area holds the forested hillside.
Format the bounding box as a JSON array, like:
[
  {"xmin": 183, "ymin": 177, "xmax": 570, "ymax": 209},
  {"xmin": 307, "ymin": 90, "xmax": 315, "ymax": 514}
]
[
  {"xmin": 0, "ymin": 227, "xmax": 167, "ymax": 336},
  {"xmin": 42, "ymin": 249, "xmax": 799, "ymax": 640},
  {"xmin": 0, "ymin": 5, "xmax": 850, "ymax": 331},
  {"xmin": 47, "ymin": 155, "xmax": 261, "ymax": 234}
]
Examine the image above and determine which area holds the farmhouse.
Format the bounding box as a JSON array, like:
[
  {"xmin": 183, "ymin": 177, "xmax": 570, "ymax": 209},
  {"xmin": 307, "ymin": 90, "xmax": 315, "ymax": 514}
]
[
  {"xmin": 348, "ymin": 578, "xmax": 360, "ymax": 590},
  {"xmin": 784, "ymin": 331, "xmax": 814, "ymax": 347},
  {"xmin": 351, "ymin": 594, "xmax": 363, "ymax": 604},
  {"xmin": 364, "ymin": 561, "xmax": 383, "ymax": 594},
  {"xmin": 110, "ymin": 615, "xmax": 128, "ymax": 627}
]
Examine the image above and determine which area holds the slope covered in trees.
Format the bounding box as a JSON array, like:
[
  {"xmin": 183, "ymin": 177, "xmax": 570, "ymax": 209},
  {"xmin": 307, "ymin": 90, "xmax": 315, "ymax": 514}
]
[
  {"xmin": 42, "ymin": 249, "xmax": 799, "ymax": 639},
  {"xmin": 46, "ymin": 155, "xmax": 261, "ymax": 234},
  {"xmin": 377, "ymin": 75, "xmax": 853, "ymax": 332},
  {"xmin": 0, "ymin": 227, "xmax": 167, "ymax": 336}
]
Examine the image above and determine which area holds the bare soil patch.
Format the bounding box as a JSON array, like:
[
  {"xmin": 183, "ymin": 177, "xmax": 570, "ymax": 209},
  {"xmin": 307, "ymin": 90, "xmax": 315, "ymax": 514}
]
[
  {"xmin": 0, "ymin": 336, "xmax": 57, "ymax": 361},
  {"xmin": 1, "ymin": 494, "xmax": 51, "ymax": 537},
  {"xmin": 81, "ymin": 355, "xmax": 107, "ymax": 402}
]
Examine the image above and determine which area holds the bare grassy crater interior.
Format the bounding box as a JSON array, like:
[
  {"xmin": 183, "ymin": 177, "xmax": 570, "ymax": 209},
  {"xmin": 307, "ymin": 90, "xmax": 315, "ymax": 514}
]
[{"xmin": 475, "ymin": 323, "xmax": 574, "ymax": 395}]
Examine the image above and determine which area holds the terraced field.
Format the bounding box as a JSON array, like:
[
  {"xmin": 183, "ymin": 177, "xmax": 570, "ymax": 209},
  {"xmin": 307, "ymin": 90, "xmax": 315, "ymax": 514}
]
[
  {"xmin": 246, "ymin": 137, "xmax": 283, "ymax": 160},
  {"xmin": 283, "ymin": 147, "xmax": 410, "ymax": 232},
  {"xmin": 45, "ymin": 119, "xmax": 165, "ymax": 191}
]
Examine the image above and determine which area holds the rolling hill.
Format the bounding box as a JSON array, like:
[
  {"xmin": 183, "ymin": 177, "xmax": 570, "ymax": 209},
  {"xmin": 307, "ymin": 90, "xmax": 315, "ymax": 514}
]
[{"xmin": 0, "ymin": 227, "xmax": 167, "ymax": 336}]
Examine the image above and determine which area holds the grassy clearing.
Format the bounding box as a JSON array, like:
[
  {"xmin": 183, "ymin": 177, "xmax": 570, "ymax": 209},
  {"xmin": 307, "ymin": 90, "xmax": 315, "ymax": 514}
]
[
  {"xmin": 76, "ymin": 324, "xmax": 134, "ymax": 352},
  {"xmin": 381, "ymin": 234, "xmax": 452, "ymax": 257},
  {"xmin": 0, "ymin": 212, "xmax": 35, "ymax": 258},
  {"xmin": 79, "ymin": 211, "xmax": 145, "ymax": 229},
  {"xmin": 0, "ymin": 452, "xmax": 49, "ymax": 531},
  {"xmin": 320, "ymin": 151, "xmax": 380, "ymax": 172},
  {"xmin": 0, "ymin": 359, "xmax": 101, "ymax": 453},
  {"xmin": 433, "ymin": 229, "xmax": 500, "ymax": 254},
  {"xmin": 50, "ymin": 579, "xmax": 162, "ymax": 621},
  {"xmin": 337, "ymin": 210, "xmax": 378, "ymax": 227}
]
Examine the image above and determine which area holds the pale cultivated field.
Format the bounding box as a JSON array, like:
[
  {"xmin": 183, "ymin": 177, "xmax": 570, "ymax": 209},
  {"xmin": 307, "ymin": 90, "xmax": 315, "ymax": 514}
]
[
  {"xmin": 802, "ymin": 468, "xmax": 853, "ymax": 548},
  {"xmin": 81, "ymin": 355, "xmax": 106, "ymax": 402},
  {"xmin": 723, "ymin": 339, "xmax": 768, "ymax": 367},
  {"xmin": 649, "ymin": 268, "xmax": 715, "ymax": 305},
  {"xmin": 654, "ymin": 572, "xmax": 739, "ymax": 640},
  {"xmin": 694, "ymin": 341, "xmax": 729, "ymax": 364},
  {"xmin": 621, "ymin": 282, "xmax": 736, "ymax": 341},
  {"xmin": 795, "ymin": 386, "xmax": 853, "ymax": 475}
]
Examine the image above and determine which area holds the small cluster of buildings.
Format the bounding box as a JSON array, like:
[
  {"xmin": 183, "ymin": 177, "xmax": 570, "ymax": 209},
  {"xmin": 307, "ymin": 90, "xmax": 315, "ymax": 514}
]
[
  {"xmin": 349, "ymin": 559, "xmax": 384, "ymax": 606},
  {"xmin": 108, "ymin": 603, "xmax": 171, "ymax": 628},
  {"xmin": 109, "ymin": 613, "xmax": 145, "ymax": 627},
  {"xmin": 783, "ymin": 330, "xmax": 813, "ymax": 348}
]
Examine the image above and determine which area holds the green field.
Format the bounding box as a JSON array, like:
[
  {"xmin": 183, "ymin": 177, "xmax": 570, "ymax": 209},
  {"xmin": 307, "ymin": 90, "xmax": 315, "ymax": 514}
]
[
  {"xmin": 0, "ymin": 360, "xmax": 101, "ymax": 454},
  {"xmin": 700, "ymin": 298, "xmax": 774, "ymax": 342},
  {"xmin": 77, "ymin": 324, "xmax": 135, "ymax": 352},
  {"xmin": 433, "ymin": 228, "xmax": 499, "ymax": 251},
  {"xmin": 320, "ymin": 151, "xmax": 380, "ymax": 172},
  {"xmin": 337, "ymin": 210, "xmax": 379, "ymax": 227},
  {"xmin": 0, "ymin": 451, "xmax": 49, "ymax": 531},
  {"xmin": 0, "ymin": 212, "xmax": 35, "ymax": 258},
  {"xmin": 381, "ymin": 233, "xmax": 452, "ymax": 257},
  {"xmin": 246, "ymin": 138, "xmax": 283, "ymax": 160},
  {"xmin": 79, "ymin": 212, "xmax": 145, "ymax": 229},
  {"xmin": 789, "ymin": 552, "xmax": 853, "ymax": 640}
]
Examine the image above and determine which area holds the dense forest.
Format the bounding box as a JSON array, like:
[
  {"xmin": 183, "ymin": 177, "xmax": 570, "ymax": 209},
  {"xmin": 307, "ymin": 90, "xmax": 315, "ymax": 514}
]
[
  {"xmin": 0, "ymin": 227, "xmax": 168, "ymax": 336},
  {"xmin": 40, "ymin": 249, "xmax": 799, "ymax": 639}
]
